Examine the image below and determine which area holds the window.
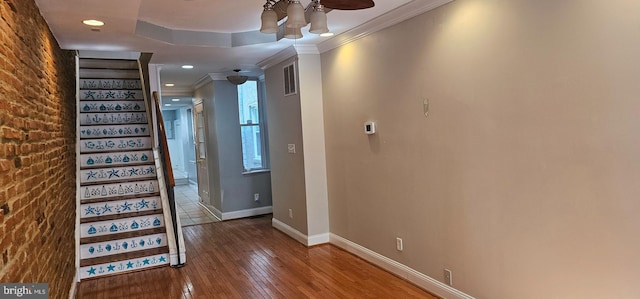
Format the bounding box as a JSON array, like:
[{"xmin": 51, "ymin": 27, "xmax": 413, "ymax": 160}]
[
  {"xmin": 238, "ymin": 80, "xmax": 267, "ymax": 172},
  {"xmin": 283, "ymin": 63, "xmax": 296, "ymax": 96}
]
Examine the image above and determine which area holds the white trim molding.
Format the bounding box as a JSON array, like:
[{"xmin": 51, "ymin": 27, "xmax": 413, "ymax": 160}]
[
  {"xmin": 330, "ymin": 234, "xmax": 475, "ymax": 299},
  {"xmin": 257, "ymin": 46, "xmax": 297, "ymax": 71},
  {"xmin": 221, "ymin": 206, "xmax": 273, "ymax": 221},
  {"xmin": 272, "ymin": 218, "xmax": 330, "ymax": 247},
  {"xmin": 317, "ymin": 0, "xmax": 454, "ymax": 53},
  {"xmin": 68, "ymin": 271, "xmax": 78, "ymax": 299}
]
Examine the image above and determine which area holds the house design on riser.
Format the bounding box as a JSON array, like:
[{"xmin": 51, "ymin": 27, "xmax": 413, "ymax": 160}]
[{"xmin": 77, "ymin": 58, "xmax": 178, "ymax": 279}]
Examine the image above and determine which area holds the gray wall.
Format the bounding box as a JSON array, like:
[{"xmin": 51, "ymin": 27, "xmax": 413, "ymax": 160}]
[
  {"xmin": 321, "ymin": 0, "xmax": 640, "ymax": 298},
  {"xmin": 212, "ymin": 80, "xmax": 272, "ymax": 212},
  {"xmin": 264, "ymin": 58, "xmax": 309, "ymax": 234}
]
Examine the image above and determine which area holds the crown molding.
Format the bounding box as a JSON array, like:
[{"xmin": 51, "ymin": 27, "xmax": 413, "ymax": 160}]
[
  {"xmin": 318, "ymin": 0, "xmax": 454, "ymax": 53},
  {"xmin": 257, "ymin": 46, "xmax": 298, "ymax": 70},
  {"xmin": 294, "ymin": 44, "xmax": 320, "ymax": 55},
  {"xmin": 192, "ymin": 73, "xmax": 215, "ymax": 90}
]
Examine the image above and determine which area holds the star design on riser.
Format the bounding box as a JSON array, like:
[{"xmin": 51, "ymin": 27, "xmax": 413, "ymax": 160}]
[
  {"xmin": 159, "ymin": 256, "xmax": 166, "ymax": 263},
  {"xmin": 126, "ymin": 261, "xmax": 134, "ymax": 269},
  {"xmin": 143, "ymin": 259, "xmax": 150, "ymax": 265},
  {"xmin": 107, "ymin": 264, "xmax": 116, "ymax": 272},
  {"xmin": 84, "ymin": 90, "xmax": 96, "ymax": 99},
  {"xmin": 87, "ymin": 267, "xmax": 96, "ymax": 275}
]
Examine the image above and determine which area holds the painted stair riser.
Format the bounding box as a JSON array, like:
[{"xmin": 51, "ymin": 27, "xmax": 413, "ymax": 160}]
[
  {"xmin": 80, "ymin": 124, "xmax": 150, "ymax": 139},
  {"xmin": 80, "ymin": 113, "xmax": 147, "ymax": 125},
  {"xmin": 80, "ymin": 150, "xmax": 154, "ymax": 168},
  {"xmin": 81, "ymin": 101, "xmax": 146, "ymax": 113},
  {"xmin": 80, "ymin": 180, "xmax": 159, "ymax": 199},
  {"xmin": 80, "ymin": 137, "xmax": 152, "ymax": 153},
  {"xmin": 80, "ymin": 165, "xmax": 157, "ymax": 184},
  {"xmin": 81, "ymin": 197, "xmax": 162, "ymax": 218},
  {"xmin": 81, "ymin": 214, "xmax": 165, "ymax": 238},
  {"xmin": 80, "ymin": 90, "xmax": 144, "ymax": 100},
  {"xmin": 79, "ymin": 59, "xmax": 138, "ymax": 70},
  {"xmin": 79, "ymin": 69, "xmax": 140, "ymax": 79},
  {"xmin": 80, "ymin": 254, "xmax": 169, "ymax": 279},
  {"xmin": 80, "ymin": 233, "xmax": 168, "ymax": 259},
  {"xmin": 81, "ymin": 180, "xmax": 158, "ymax": 201},
  {"xmin": 80, "ymin": 79, "xmax": 141, "ymax": 90}
]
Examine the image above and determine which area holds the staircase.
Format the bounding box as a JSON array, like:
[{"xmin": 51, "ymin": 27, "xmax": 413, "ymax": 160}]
[{"xmin": 77, "ymin": 58, "xmax": 172, "ymax": 279}]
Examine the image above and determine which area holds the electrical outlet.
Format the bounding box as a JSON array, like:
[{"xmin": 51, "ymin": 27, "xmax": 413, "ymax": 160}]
[
  {"xmin": 396, "ymin": 237, "xmax": 403, "ymax": 251},
  {"xmin": 254, "ymin": 193, "xmax": 260, "ymax": 201},
  {"xmin": 287, "ymin": 144, "xmax": 296, "ymax": 154},
  {"xmin": 288, "ymin": 209, "xmax": 293, "ymax": 219},
  {"xmin": 444, "ymin": 269, "xmax": 453, "ymax": 286}
]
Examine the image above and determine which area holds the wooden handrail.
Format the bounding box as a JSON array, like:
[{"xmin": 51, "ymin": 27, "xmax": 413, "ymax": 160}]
[{"xmin": 153, "ymin": 91, "xmax": 175, "ymax": 187}]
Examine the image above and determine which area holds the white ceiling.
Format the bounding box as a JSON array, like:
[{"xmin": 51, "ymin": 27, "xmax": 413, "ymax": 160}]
[{"xmin": 34, "ymin": 0, "xmax": 422, "ymax": 93}]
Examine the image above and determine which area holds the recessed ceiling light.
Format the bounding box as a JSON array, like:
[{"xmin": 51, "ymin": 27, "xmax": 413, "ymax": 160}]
[
  {"xmin": 182, "ymin": 65, "xmax": 194, "ymax": 69},
  {"xmin": 165, "ymin": 83, "xmax": 175, "ymax": 87},
  {"xmin": 165, "ymin": 104, "xmax": 172, "ymax": 106},
  {"xmin": 172, "ymin": 98, "xmax": 180, "ymax": 102},
  {"xmin": 320, "ymin": 32, "xmax": 334, "ymax": 37},
  {"xmin": 82, "ymin": 19, "xmax": 104, "ymax": 27}
]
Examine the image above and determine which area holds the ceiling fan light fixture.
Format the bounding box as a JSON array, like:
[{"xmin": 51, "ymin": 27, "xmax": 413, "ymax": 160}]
[
  {"xmin": 285, "ymin": 0, "xmax": 306, "ymax": 29},
  {"xmin": 309, "ymin": 2, "xmax": 329, "ymax": 34},
  {"xmin": 260, "ymin": 3, "xmax": 279, "ymax": 33},
  {"xmin": 227, "ymin": 69, "xmax": 249, "ymax": 85},
  {"xmin": 284, "ymin": 26, "xmax": 303, "ymax": 39}
]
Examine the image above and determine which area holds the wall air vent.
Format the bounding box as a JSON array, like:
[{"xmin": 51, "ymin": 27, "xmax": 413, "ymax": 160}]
[{"xmin": 283, "ymin": 63, "xmax": 297, "ymax": 96}]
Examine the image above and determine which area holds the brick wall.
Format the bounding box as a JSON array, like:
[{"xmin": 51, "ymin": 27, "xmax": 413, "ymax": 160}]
[{"xmin": 0, "ymin": 0, "xmax": 77, "ymax": 298}]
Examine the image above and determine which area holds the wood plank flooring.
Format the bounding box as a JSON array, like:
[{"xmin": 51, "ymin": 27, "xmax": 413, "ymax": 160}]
[{"xmin": 76, "ymin": 215, "xmax": 439, "ymax": 299}]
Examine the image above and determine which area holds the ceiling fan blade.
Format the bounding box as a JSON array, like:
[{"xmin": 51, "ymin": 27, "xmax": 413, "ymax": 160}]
[{"xmin": 322, "ymin": 0, "xmax": 374, "ymax": 10}]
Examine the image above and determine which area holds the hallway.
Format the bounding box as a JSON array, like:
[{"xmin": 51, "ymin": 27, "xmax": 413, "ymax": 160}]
[
  {"xmin": 174, "ymin": 184, "xmax": 219, "ymax": 226},
  {"xmin": 75, "ymin": 215, "xmax": 438, "ymax": 298}
]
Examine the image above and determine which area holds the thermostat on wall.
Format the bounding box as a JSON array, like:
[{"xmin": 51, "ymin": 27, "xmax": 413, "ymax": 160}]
[{"xmin": 364, "ymin": 121, "xmax": 376, "ymax": 135}]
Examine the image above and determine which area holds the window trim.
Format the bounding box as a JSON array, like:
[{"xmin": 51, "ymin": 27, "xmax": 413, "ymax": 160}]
[{"xmin": 238, "ymin": 79, "xmax": 269, "ymax": 172}]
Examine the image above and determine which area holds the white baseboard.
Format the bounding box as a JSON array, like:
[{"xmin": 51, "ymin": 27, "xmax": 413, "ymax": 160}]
[
  {"xmin": 330, "ymin": 234, "xmax": 475, "ymax": 299},
  {"xmin": 272, "ymin": 218, "xmax": 308, "ymax": 245},
  {"xmin": 271, "ymin": 218, "xmax": 330, "ymax": 247},
  {"xmin": 221, "ymin": 206, "xmax": 272, "ymax": 221}
]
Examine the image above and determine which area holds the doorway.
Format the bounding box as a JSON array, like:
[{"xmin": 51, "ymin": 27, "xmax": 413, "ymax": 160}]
[{"xmin": 161, "ymin": 100, "xmax": 218, "ymax": 226}]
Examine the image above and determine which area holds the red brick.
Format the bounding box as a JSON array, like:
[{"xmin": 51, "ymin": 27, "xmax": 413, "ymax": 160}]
[{"xmin": 0, "ymin": 0, "xmax": 75, "ymax": 297}]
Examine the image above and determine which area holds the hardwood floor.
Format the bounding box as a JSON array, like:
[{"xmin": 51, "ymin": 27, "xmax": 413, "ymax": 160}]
[{"xmin": 76, "ymin": 215, "xmax": 439, "ymax": 299}]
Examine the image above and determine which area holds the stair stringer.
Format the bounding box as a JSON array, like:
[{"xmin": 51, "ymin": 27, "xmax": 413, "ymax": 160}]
[{"xmin": 135, "ymin": 57, "xmax": 186, "ymax": 266}]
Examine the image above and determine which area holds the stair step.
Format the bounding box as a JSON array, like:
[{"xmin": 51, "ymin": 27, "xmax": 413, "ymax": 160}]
[
  {"xmin": 80, "ymin": 150, "xmax": 154, "ymax": 168},
  {"xmin": 80, "ymin": 233, "xmax": 168, "ymax": 260},
  {"xmin": 80, "ymin": 112, "xmax": 148, "ymax": 126},
  {"xmin": 80, "ymin": 213, "xmax": 165, "ymax": 238},
  {"xmin": 80, "ymin": 196, "xmax": 163, "ymax": 219},
  {"xmin": 80, "ymin": 79, "xmax": 141, "ymax": 90},
  {"xmin": 81, "ymin": 246, "xmax": 169, "ymax": 268},
  {"xmin": 81, "ymin": 209, "xmax": 163, "ymax": 224},
  {"xmin": 80, "ymin": 164, "xmax": 156, "ymax": 185},
  {"xmin": 79, "ymin": 253, "xmax": 169, "ymax": 280},
  {"xmin": 81, "ymin": 192, "xmax": 161, "ymax": 205},
  {"xmin": 80, "ymin": 137, "xmax": 152, "ymax": 153},
  {"xmin": 80, "ymin": 89, "xmax": 144, "ymax": 100},
  {"xmin": 80, "ymin": 124, "xmax": 150, "ymax": 139},
  {"xmin": 79, "ymin": 59, "xmax": 139, "ymax": 70},
  {"xmin": 81, "ymin": 227, "xmax": 166, "ymax": 245},
  {"xmin": 80, "ymin": 101, "xmax": 146, "ymax": 113},
  {"xmin": 79, "ymin": 68, "xmax": 140, "ymax": 79},
  {"xmin": 80, "ymin": 180, "xmax": 159, "ymax": 202}
]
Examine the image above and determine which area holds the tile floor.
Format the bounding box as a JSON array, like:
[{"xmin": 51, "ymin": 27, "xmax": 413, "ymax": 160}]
[{"xmin": 174, "ymin": 184, "xmax": 219, "ymax": 226}]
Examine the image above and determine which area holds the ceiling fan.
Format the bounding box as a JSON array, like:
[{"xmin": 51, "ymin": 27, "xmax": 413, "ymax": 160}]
[
  {"xmin": 321, "ymin": 0, "xmax": 374, "ymax": 10},
  {"xmin": 260, "ymin": 0, "xmax": 375, "ymax": 38}
]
